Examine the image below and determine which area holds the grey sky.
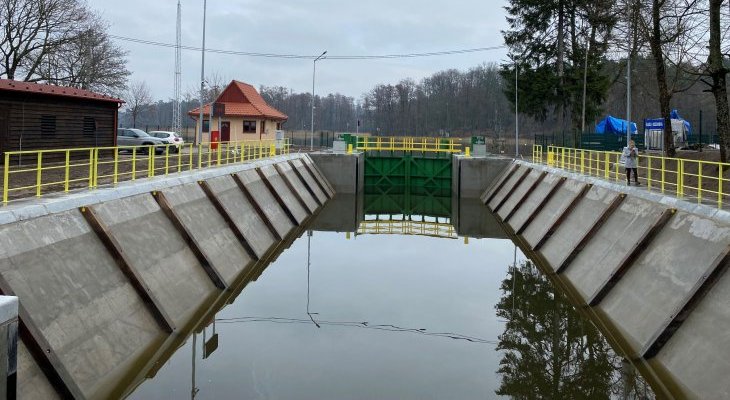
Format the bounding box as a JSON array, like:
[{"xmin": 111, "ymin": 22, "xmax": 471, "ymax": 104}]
[{"xmin": 90, "ymin": 0, "xmax": 509, "ymax": 101}]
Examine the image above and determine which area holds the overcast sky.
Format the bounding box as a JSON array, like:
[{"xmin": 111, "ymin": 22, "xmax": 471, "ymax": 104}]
[{"xmin": 89, "ymin": 0, "xmax": 509, "ymax": 101}]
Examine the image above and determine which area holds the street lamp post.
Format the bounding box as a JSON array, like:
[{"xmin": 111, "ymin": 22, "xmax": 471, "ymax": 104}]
[
  {"xmin": 515, "ymin": 60, "xmax": 519, "ymax": 158},
  {"xmin": 311, "ymin": 51, "xmax": 327, "ymax": 151},
  {"xmin": 197, "ymin": 0, "xmax": 207, "ymax": 146}
]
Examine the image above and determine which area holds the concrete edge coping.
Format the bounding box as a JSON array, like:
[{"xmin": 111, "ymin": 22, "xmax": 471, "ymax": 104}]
[
  {"xmin": 0, "ymin": 154, "xmax": 308, "ymax": 226},
  {"xmin": 513, "ymin": 159, "xmax": 730, "ymax": 226}
]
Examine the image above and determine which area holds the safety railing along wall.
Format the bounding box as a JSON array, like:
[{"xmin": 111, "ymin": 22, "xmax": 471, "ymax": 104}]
[
  {"xmin": 532, "ymin": 144, "xmax": 730, "ymax": 209},
  {"xmin": 354, "ymin": 136, "xmax": 463, "ymax": 154},
  {"xmin": 2, "ymin": 139, "xmax": 291, "ymax": 204},
  {"xmin": 358, "ymin": 219, "xmax": 457, "ymax": 239}
]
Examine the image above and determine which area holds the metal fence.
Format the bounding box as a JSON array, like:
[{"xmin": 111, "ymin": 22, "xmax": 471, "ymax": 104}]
[
  {"xmin": 533, "ymin": 144, "xmax": 730, "ymax": 209},
  {"xmin": 3, "ymin": 139, "xmax": 291, "ymax": 204}
]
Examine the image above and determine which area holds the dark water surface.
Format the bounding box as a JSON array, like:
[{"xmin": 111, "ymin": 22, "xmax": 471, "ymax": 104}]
[{"xmin": 128, "ymin": 210, "xmax": 653, "ymax": 399}]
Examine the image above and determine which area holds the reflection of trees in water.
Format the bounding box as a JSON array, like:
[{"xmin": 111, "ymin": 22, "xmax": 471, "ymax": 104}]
[{"xmin": 495, "ymin": 260, "xmax": 654, "ymax": 399}]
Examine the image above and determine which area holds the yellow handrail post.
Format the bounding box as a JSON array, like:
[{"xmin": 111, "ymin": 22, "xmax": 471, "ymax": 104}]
[
  {"xmin": 698, "ymin": 161, "xmax": 703, "ymax": 204},
  {"xmin": 88, "ymin": 149, "xmax": 94, "ymax": 188},
  {"xmin": 465, "ymin": 146, "xmax": 470, "ymax": 157},
  {"xmin": 270, "ymin": 143, "xmax": 276, "ymax": 157},
  {"xmin": 177, "ymin": 146, "xmax": 182, "ymax": 173},
  {"xmin": 646, "ymin": 156, "xmax": 651, "ymax": 189},
  {"xmin": 661, "ymin": 157, "xmax": 665, "ymax": 193},
  {"xmin": 131, "ymin": 147, "xmax": 137, "ymax": 180},
  {"xmin": 198, "ymin": 144, "xmax": 203, "ymax": 169},
  {"xmin": 149, "ymin": 147, "xmax": 156, "ymax": 178},
  {"xmin": 677, "ymin": 159, "xmax": 683, "ymax": 197},
  {"xmin": 64, "ymin": 150, "xmax": 71, "ymax": 192},
  {"xmin": 189, "ymin": 144, "xmax": 194, "ymax": 171},
  {"xmin": 113, "ymin": 148, "xmax": 119, "ymax": 185},
  {"xmin": 93, "ymin": 148, "xmax": 99, "ymax": 188},
  {"xmin": 2, "ymin": 152, "xmax": 9, "ymax": 204},
  {"xmin": 604, "ymin": 152, "xmax": 609, "ymax": 179},
  {"xmin": 347, "ymin": 144, "xmax": 353, "ymax": 154},
  {"xmin": 719, "ymin": 165, "xmax": 724, "ymax": 209},
  {"xmin": 36, "ymin": 152, "xmax": 42, "ymax": 197},
  {"xmin": 165, "ymin": 146, "xmax": 170, "ymax": 176}
]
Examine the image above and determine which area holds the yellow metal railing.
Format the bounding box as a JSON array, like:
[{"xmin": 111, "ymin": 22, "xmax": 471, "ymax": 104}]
[
  {"xmin": 356, "ymin": 136, "xmax": 463, "ymax": 154},
  {"xmin": 2, "ymin": 139, "xmax": 291, "ymax": 204},
  {"xmin": 357, "ymin": 219, "xmax": 457, "ymax": 239},
  {"xmin": 532, "ymin": 144, "xmax": 730, "ymax": 209}
]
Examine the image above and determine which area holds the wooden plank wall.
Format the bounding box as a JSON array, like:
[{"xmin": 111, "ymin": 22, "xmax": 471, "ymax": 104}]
[{"xmin": 0, "ymin": 92, "xmax": 118, "ymax": 154}]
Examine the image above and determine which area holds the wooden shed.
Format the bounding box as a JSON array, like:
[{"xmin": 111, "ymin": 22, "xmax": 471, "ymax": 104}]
[{"xmin": 0, "ymin": 79, "xmax": 123, "ymax": 155}]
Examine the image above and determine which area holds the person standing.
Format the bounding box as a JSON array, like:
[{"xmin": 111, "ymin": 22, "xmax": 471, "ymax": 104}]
[{"xmin": 623, "ymin": 140, "xmax": 640, "ymax": 185}]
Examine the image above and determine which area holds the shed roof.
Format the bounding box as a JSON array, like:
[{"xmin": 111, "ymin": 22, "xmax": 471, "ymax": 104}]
[
  {"xmin": 188, "ymin": 80, "xmax": 287, "ymax": 121},
  {"xmin": 0, "ymin": 79, "xmax": 123, "ymax": 104}
]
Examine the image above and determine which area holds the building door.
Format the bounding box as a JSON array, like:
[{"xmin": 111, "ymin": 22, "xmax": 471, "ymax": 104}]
[{"xmin": 221, "ymin": 121, "xmax": 231, "ymax": 142}]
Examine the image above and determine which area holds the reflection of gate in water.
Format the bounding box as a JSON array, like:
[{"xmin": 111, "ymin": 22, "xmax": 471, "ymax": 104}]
[{"xmin": 359, "ymin": 185, "xmax": 455, "ymax": 239}]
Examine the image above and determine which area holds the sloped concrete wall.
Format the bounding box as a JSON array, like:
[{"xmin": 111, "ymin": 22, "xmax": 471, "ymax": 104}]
[
  {"xmin": 482, "ymin": 159, "xmax": 730, "ymax": 400},
  {"xmin": 0, "ymin": 154, "xmax": 332, "ymax": 400}
]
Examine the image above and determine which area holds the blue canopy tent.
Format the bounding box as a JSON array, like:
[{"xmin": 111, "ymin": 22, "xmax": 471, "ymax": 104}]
[
  {"xmin": 670, "ymin": 109, "xmax": 692, "ymax": 135},
  {"xmin": 596, "ymin": 115, "xmax": 638, "ymax": 135}
]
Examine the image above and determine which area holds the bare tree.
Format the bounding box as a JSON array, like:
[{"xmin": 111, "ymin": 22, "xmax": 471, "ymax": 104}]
[
  {"xmin": 0, "ymin": 0, "xmax": 128, "ymax": 95},
  {"xmin": 38, "ymin": 17, "xmax": 129, "ymax": 95},
  {"xmin": 0, "ymin": 0, "xmax": 88, "ymax": 81},
  {"xmin": 124, "ymin": 81, "xmax": 153, "ymax": 129},
  {"xmin": 638, "ymin": 0, "xmax": 702, "ymax": 156},
  {"xmin": 706, "ymin": 0, "xmax": 730, "ymax": 161}
]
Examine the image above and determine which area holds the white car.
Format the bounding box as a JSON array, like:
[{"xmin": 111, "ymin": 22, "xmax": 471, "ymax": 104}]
[{"xmin": 149, "ymin": 131, "xmax": 184, "ymax": 153}]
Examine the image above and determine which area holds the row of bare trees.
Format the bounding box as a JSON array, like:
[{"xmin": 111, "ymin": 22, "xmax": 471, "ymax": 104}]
[{"xmin": 0, "ymin": 0, "xmax": 129, "ymax": 95}]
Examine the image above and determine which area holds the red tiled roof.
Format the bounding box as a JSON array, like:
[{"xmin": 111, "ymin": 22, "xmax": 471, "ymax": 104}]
[
  {"xmin": 188, "ymin": 80, "xmax": 287, "ymax": 121},
  {"xmin": 0, "ymin": 79, "xmax": 123, "ymax": 104}
]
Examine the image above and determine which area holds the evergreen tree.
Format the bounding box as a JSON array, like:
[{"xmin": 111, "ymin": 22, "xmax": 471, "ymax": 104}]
[{"xmin": 501, "ymin": 0, "xmax": 616, "ymax": 134}]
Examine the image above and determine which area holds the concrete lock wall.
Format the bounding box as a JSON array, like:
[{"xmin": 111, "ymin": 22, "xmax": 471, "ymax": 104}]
[
  {"xmin": 0, "ymin": 153, "xmax": 333, "ymax": 400},
  {"xmin": 482, "ymin": 159, "xmax": 730, "ymax": 400}
]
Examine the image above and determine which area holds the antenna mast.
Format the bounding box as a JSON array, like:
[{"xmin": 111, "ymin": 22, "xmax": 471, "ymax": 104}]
[{"xmin": 173, "ymin": 0, "xmax": 182, "ymax": 135}]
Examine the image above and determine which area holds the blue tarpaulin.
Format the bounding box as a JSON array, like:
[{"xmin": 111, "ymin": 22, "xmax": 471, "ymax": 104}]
[
  {"xmin": 595, "ymin": 115, "xmax": 638, "ymax": 135},
  {"xmin": 670, "ymin": 109, "xmax": 692, "ymax": 135}
]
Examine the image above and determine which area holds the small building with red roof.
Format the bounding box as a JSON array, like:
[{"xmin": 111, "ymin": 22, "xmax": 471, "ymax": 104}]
[
  {"xmin": 188, "ymin": 80, "xmax": 287, "ymax": 143},
  {"xmin": 0, "ymin": 79, "xmax": 123, "ymax": 154}
]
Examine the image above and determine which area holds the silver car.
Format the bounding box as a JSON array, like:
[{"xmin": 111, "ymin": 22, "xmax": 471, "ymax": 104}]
[{"xmin": 117, "ymin": 128, "xmax": 167, "ymax": 154}]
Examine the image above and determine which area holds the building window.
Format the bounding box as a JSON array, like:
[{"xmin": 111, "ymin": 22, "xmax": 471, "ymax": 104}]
[
  {"xmin": 202, "ymin": 119, "xmax": 210, "ymax": 133},
  {"xmin": 41, "ymin": 115, "xmax": 56, "ymax": 137},
  {"xmin": 276, "ymin": 122, "xmax": 282, "ymax": 130},
  {"xmin": 243, "ymin": 120, "xmax": 256, "ymax": 133},
  {"xmin": 83, "ymin": 117, "xmax": 96, "ymax": 136}
]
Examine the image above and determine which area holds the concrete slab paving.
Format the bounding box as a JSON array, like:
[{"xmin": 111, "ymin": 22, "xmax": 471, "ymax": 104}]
[
  {"xmin": 654, "ymin": 264, "xmax": 730, "ymax": 399},
  {"xmin": 597, "ymin": 211, "xmax": 730, "ymax": 354},
  {"xmin": 257, "ymin": 165, "xmax": 309, "ymax": 224},
  {"xmin": 507, "ymin": 173, "xmax": 563, "ymax": 233},
  {"xmin": 235, "ymin": 169, "xmax": 295, "ymax": 239},
  {"xmin": 204, "ymin": 175, "xmax": 278, "ymax": 259},
  {"xmin": 520, "ymin": 179, "xmax": 587, "ymax": 247},
  {"xmin": 274, "ymin": 161, "xmax": 319, "ymax": 213},
  {"xmin": 90, "ymin": 194, "xmax": 218, "ymax": 328},
  {"xmin": 0, "ymin": 209, "xmax": 165, "ymax": 398},
  {"xmin": 289, "ymin": 159, "xmax": 328, "ymax": 204},
  {"xmin": 160, "ymin": 183, "xmax": 253, "ymax": 286},
  {"xmin": 562, "ymin": 196, "xmax": 666, "ymax": 301},
  {"xmin": 539, "ymin": 185, "xmax": 618, "ymax": 272},
  {"xmin": 488, "ymin": 165, "xmax": 528, "ymax": 210},
  {"xmin": 302, "ymin": 156, "xmax": 336, "ymax": 197},
  {"xmin": 496, "ymin": 169, "xmax": 544, "ymax": 220}
]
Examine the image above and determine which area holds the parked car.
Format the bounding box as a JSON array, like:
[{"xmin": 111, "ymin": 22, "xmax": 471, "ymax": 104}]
[
  {"xmin": 117, "ymin": 128, "xmax": 167, "ymax": 154},
  {"xmin": 149, "ymin": 131, "xmax": 184, "ymax": 153}
]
